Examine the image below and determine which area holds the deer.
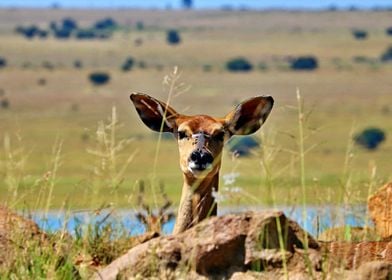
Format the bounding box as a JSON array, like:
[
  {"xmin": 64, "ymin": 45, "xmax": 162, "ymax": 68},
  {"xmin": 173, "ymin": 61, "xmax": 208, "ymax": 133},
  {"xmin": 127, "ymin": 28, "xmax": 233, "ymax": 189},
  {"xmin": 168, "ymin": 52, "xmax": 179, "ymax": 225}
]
[
  {"xmin": 130, "ymin": 93, "xmax": 274, "ymax": 234},
  {"xmin": 135, "ymin": 180, "xmax": 175, "ymax": 235}
]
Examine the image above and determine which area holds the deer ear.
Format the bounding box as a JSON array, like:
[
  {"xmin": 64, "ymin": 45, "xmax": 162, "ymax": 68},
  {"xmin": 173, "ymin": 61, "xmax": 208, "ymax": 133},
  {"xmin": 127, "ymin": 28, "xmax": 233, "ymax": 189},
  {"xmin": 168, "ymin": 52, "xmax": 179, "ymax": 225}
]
[
  {"xmin": 130, "ymin": 93, "xmax": 179, "ymax": 133},
  {"xmin": 225, "ymin": 96, "xmax": 274, "ymax": 135}
]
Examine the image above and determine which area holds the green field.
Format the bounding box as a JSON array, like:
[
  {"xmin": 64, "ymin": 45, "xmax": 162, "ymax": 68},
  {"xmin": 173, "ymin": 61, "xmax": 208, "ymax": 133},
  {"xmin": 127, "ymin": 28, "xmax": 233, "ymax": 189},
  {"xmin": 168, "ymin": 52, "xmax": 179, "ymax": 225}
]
[{"xmin": 0, "ymin": 9, "xmax": 391, "ymax": 210}]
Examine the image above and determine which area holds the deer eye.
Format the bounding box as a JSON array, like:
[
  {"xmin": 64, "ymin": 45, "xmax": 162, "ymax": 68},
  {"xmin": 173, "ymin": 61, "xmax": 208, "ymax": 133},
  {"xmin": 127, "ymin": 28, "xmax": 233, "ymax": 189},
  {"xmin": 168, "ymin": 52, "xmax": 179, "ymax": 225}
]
[
  {"xmin": 213, "ymin": 131, "xmax": 225, "ymax": 142},
  {"xmin": 178, "ymin": 131, "xmax": 188, "ymax": 140}
]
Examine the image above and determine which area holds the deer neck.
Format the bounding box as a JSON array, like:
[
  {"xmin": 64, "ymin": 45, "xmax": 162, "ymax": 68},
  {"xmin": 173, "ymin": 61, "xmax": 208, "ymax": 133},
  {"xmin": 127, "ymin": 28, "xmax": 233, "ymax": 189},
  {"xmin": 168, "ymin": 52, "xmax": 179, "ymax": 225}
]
[{"xmin": 172, "ymin": 173, "xmax": 219, "ymax": 234}]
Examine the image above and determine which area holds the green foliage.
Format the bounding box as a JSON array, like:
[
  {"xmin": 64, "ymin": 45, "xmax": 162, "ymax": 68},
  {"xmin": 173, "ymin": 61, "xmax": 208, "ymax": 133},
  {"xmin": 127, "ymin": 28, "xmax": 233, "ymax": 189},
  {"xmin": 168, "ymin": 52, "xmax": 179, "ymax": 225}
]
[
  {"xmin": 352, "ymin": 29, "xmax": 368, "ymax": 40},
  {"xmin": 226, "ymin": 57, "xmax": 253, "ymax": 72},
  {"xmin": 88, "ymin": 72, "xmax": 110, "ymax": 86},
  {"xmin": 121, "ymin": 57, "xmax": 135, "ymax": 71},
  {"xmin": 166, "ymin": 29, "xmax": 181, "ymax": 45},
  {"xmin": 227, "ymin": 136, "xmax": 259, "ymax": 157},
  {"xmin": 354, "ymin": 127, "xmax": 386, "ymax": 150},
  {"xmin": 0, "ymin": 57, "xmax": 6, "ymax": 68},
  {"xmin": 290, "ymin": 56, "xmax": 318, "ymax": 71},
  {"xmin": 380, "ymin": 45, "xmax": 392, "ymax": 62}
]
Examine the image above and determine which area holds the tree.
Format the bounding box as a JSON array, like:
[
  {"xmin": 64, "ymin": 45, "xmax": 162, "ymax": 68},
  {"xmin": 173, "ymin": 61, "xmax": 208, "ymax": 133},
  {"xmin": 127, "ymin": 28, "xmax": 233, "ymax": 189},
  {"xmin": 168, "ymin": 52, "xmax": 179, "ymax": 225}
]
[
  {"xmin": 226, "ymin": 57, "xmax": 253, "ymax": 72},
  {"xmin": 290, "ymin": 56, "xmax": 318, "ymax": 71},
  {"xmin": 167, "ymin": 30, "xmax": 181, "ymax": 45},
  {"xmin": 354, "ymin": 127, "xmax": 386, "ymax": 150},
  {"xmin": 182, "ymin": 0, "xmax": 193, "ymax": 9}
]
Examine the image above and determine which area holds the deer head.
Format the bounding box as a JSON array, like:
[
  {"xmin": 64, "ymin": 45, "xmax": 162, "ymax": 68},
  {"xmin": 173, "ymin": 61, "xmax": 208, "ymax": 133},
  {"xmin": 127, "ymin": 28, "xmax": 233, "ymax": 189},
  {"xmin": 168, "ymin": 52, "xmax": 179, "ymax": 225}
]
[{"xmin": 130, "ymin": 93, "xmax": 274, "ymax": 233}]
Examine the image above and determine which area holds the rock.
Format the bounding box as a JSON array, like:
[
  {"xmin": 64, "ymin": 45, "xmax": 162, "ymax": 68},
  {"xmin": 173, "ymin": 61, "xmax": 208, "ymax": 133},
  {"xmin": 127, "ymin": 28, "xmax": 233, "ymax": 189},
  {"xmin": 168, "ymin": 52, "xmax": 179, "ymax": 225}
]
[
  {"xmin": 94, "ymin": 211, "xmax": 321, "ymax": 279},
  {"xmin": 346, "ymin": 261, "xmax": 392, "ymax": 280},
  {"xmin": 0, "ymin": 206, "xmax": 46, "ymax": 266},
  {"xmin": 368, "ymin": 182, "xmax": 392, "ymax": 239}
]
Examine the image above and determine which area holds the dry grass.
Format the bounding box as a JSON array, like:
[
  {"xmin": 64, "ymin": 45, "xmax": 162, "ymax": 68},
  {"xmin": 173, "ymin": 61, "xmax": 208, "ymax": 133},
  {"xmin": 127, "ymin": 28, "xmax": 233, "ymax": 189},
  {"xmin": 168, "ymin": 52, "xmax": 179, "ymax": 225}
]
[{"xmin": 0, "ymin": 9, "xmax": 391, "ymax": 209}]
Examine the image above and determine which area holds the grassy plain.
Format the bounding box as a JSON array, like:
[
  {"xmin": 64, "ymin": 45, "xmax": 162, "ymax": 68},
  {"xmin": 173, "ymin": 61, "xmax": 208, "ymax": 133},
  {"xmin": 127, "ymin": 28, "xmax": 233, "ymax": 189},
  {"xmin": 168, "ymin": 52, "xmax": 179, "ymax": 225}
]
[{"xmin": 0, "ymin": 9, "xmax": 391, "ymax": 210}]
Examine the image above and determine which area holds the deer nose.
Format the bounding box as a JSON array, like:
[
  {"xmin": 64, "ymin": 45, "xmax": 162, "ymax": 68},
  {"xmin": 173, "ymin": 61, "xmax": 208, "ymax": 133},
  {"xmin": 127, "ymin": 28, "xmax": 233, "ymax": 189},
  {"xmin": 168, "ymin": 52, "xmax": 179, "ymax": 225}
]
[{"xmin": 189, "ymin": 150, "xmax": 213, "ymax": 171}]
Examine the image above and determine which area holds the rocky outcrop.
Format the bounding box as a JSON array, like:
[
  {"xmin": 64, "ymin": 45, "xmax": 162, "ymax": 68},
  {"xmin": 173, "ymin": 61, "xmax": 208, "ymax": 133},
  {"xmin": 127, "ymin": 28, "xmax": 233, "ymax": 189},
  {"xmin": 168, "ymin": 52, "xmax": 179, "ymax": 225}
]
[
  {"xmin": 368, "ymin": 182, "xmax": 392, "ymax": 239},
  {"xmin": 94, "ymin": 211, "xmax": 321, "ymax": 279}
]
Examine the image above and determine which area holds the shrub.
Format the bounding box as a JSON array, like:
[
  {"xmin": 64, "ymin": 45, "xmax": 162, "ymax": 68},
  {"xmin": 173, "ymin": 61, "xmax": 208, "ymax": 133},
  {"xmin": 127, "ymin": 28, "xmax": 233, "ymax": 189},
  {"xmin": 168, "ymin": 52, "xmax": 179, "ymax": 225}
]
[
  {"xmin": 227, "ymin": 136, "xmax": 259, "ymax": 157},
  {"xmin": 121, "ymin": 57, "xmax": 134, "ymax": 71},
  {"xmin": 53, "ymin": 28, "xmax": 72, "ymax": 39},
  {"xmin": 352, "ymin": 29, "xmax": 368, "ymax": 40},
  {"xmin": 354, "ymin": 127, "xmax": 386, "ymax": 150},
  {"xmin": 166, "ymin": 29, "xmax": 181, "ymax": 45},
  {"xmin": 19, "ymin": 25, "xmax": 39, "ymax": 39},
  {"xmin": 386, "ymin": 27, "xmax": 392, "ymax": 36},
  {"xmin": 74, "ymin": 60, "xmax": 83, "ymax": 69},
  {"xmin": 62, "ymin": 17, "xmax": 78, "ymax": 31},
  {"xmin": 89, "ymin": 72, "xmax": 110, "ymax": 86},
  {"xmin": 94, "ymin": 18, "xmax": 117, "ymax": 30},
  {"xmin": 182, "ymin": 0, "xmax": 193, "ymax": 9},
  {"xmin": 0, "ymin": 57, "xmax": 6, "ymax": 68},
  {"xmin": 1, "ymin": 98, "xmax": 10, "ymax": 109},
  {"xmin": 380, "ymin": 46, "xmax": 392, "ymax": 62},
  {"xmin": 226, "ymin": 57, "xmax": 253, "ymax": 72},
  {"xmin": 75, "ymin": 29, "xmax": 96, "ymax": 39},
  {"xmin": 290, "ymin": 56, "xmax": 318, "ymax": 71},
  {"xmin": 136, "ymin": 21, "xmax": 144, "ymax": 31}
]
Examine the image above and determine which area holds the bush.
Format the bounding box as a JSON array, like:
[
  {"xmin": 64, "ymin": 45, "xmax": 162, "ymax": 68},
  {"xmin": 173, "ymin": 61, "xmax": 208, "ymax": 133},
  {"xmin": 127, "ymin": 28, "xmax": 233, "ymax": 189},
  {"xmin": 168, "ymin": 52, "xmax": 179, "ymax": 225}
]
[
  {"xmin": 386, "ymin": 27, "xmax": 392, "ymax": 36},
  {"xmin": 166, "ymin": 29, "xmax": 181, "ymax": 45},
  {"xmin": 94, "ymin": 18, "xmax": 117, "ymax": 30},
  {"xmin": 226, "ymin": 57, "xmax": 253, "ymax": 72},
  {"xmin": 62, "ymin": 17, "xmax": 78, "ymax": 31},
  {"xmin": 290, "ymin": 56, "xmax": 318, "ymax": 71},
  {"xmin": 89, "ymin": 72, "xmax": 110, "ymax": 86},
  {"xmin": 54, "ymin": 28, "xmax": 72, "ymax": 39},
  {"xmin": 121, "ymin": 57, "xmax": 134, "ymax": 71},
  {"xmin": 18, "ymin": 25, "xmax": 39, "ymax": 39},
  {"xmin": 227, "ymin": 136, "xmax": 259, "ymax": 157},
  {"xmin": 74, "ymin": 60, "xmax": 83, "ymax": 69},
  {"xmin": 380, "ymin": 46, "xmax": 392, "ymax": 62},
  {"xmin": 352, "ymin": 29, "xmax": 368, "ymax": 40},
  {"xmin": 354, "ymin": 127, "xmax": 386, "ymax": 150},
  {"xmin": 75, "ymin": 29, "xmax": 96, "ymax": 39},
  {"xmin": 1, "ymin": 98, "xmax": 10, "ymax": 109},
  {"xmin": 0, "ymin": 57, "xmax": 6, "ymax": 68}
]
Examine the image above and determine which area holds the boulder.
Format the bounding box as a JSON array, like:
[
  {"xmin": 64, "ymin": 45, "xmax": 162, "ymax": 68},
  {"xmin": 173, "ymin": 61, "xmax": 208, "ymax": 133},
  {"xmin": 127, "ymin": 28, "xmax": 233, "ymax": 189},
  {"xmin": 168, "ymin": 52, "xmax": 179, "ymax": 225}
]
[
  {"xmin": 0, "ymin": 206, "xmax": 46, "ymax": 266},
  {"xmin": 368, "ymin": 182, "xmax": 392, "ymax": 239},
  {"xmin": 94, "ymin": 211, "xmax": 321, "ymax": 279}
]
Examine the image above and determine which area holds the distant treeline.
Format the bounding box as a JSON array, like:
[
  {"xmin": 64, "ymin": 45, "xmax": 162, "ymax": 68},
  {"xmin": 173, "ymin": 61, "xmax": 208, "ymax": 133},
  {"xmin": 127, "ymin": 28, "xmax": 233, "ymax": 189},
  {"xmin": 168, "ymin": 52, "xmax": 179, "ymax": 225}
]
[{"xmin": 15, "ymin": 17, "xmax": 118, "ymax": 40}]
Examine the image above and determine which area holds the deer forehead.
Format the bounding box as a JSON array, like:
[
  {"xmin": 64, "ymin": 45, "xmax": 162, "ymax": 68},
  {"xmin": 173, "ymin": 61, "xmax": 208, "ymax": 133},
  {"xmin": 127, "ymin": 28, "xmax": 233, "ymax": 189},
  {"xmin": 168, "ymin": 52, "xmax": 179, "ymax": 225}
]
[{"xmin": 177, "ymin": 115, "xmax": 225, "ymax": 134}]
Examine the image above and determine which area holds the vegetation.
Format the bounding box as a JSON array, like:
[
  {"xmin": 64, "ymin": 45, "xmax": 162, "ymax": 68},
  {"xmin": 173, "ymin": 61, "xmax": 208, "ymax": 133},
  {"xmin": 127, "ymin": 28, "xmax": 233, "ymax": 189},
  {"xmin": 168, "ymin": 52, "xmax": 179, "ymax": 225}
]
[
  {"xmin": 290, "ymin": 56, "xmax": 318, "ymax": 70},
  {"xmin": 380, "ymin": 45, "xmax": 392, "ymax": 62},
  {"xmin": 0, "ymin": 57, "xmax": 6, "ymax": 68},
  {"xmin": 227, "ymin": 136, "xmax": 259, "ymax": 156},
  {"xmin": 354, "ymin": 127, "xmax": 386, "ymax": 150},
  {"xmin": 226, "ymin": 57, "xmax": 253, "ymax": 72},
  {"xmin": 352, "ymin": 29, "xmax": 368, "ymax": 40},
  {"xmin": 166, "ymin": 29, "xmax": 181, "ymax": 45},
  {"xmin": 1, "ymin": 9, "xmax": 392, "ymax": 275},
  {"xmin": 0, "ymin": 9, "xmax": 390, "ymax": 213},
  {"xmin": 88, "ymin": 72, "xmax": 110, "ymax": 85},
  {"xmin": 121, "ymin": 57, "xmax": 135, "ymax": 72}
]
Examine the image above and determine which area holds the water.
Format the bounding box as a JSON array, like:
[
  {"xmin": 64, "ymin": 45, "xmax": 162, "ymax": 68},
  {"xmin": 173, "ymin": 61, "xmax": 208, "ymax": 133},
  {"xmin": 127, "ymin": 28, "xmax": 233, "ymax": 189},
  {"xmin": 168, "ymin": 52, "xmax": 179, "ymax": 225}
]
[
  {"xmin": 31, "ymin": 205, "xmax": 369, "ymax": 237},
  {"xmin": 0, "ymin": 0, "xmax": 391, "ymax": 10}
]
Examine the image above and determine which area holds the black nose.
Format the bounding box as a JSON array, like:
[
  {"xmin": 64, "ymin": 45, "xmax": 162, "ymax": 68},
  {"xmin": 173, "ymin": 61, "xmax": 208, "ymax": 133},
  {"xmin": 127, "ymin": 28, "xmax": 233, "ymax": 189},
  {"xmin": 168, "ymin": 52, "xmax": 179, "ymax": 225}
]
[{"xmin": 189, "ymin": 150, "xmax": 213, "ymax": 170}]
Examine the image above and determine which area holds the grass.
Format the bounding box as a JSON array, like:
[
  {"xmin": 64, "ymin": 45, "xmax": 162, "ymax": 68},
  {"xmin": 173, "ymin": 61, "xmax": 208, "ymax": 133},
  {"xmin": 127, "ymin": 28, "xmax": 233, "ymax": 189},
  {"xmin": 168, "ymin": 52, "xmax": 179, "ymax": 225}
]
[
  {"xmin": 1, "ymin": 9, "xmax": 391, "ymax": 277},
  {"xmin": 0, "ymin": 4, "xmax": 390, "ymax": 237}
]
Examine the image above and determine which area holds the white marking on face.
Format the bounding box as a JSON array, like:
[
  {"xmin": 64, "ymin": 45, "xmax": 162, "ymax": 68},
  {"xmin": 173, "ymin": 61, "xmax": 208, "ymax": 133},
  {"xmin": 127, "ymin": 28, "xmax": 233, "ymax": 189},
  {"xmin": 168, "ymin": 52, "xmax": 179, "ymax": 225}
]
[{"xmin": 192, "ymin": 132, "xmax": 209, "ymax": 151}]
